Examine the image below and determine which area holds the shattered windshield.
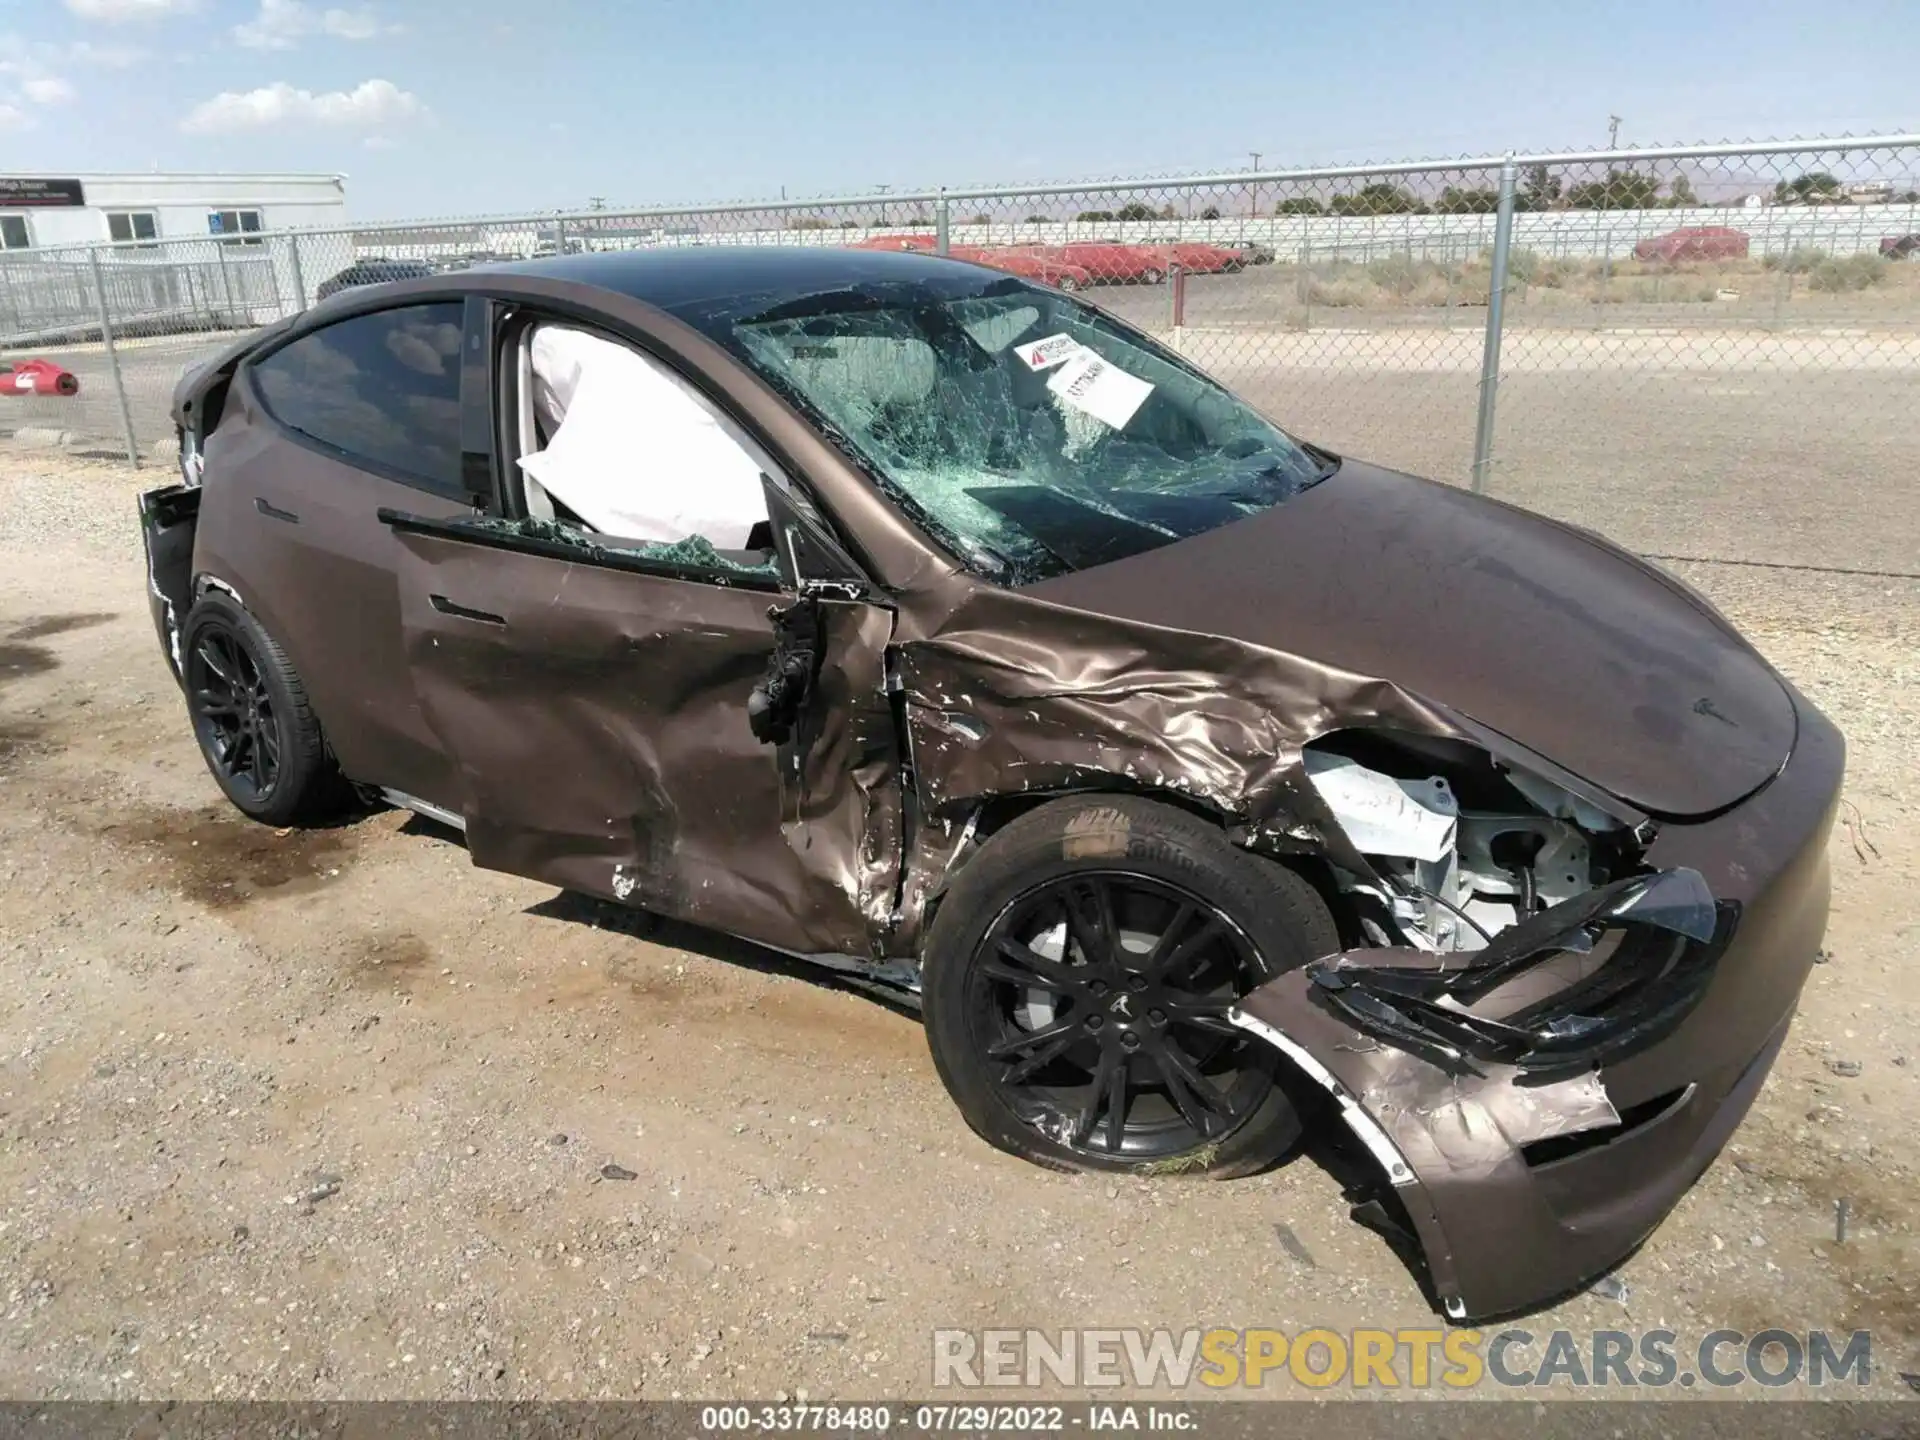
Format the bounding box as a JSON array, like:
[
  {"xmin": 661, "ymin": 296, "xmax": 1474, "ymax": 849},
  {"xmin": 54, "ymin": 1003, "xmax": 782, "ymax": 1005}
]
[{"xmin": 685, "ymin": 276, "xmax": 1330, "ymax": 584}]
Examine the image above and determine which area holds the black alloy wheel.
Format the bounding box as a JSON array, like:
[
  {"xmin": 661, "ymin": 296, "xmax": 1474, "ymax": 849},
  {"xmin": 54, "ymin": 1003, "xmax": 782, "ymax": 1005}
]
[
  {"xmin": 188, "ymin": 621, "xmax": 281, "ymax": 803},
  {"xmin": 971, "ymin": 872, "xmax": 1276, "ymax": 1160},
  {"xmin": 179, "ymin": 590, "xmax": 337, "ymax": 826}
]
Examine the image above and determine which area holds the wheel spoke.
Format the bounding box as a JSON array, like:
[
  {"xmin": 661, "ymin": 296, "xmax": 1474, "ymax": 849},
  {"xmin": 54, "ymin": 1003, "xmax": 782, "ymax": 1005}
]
[
  {"xmin": 1061, "ymin": 881, "xmax": 1116, "ymax": 969},
  {"xmin": 1145, "ymin": 913, "xmax": 1227, "ymax": 984},
  {"xmin": 1072, "ymin": 1044, "xmax": 1120, "ymax": 1146},
  {"xmin": 1102, "ymin": 1050, "xmax": 1128, "ymax": 1153},
  {"xmin": 1140, "ymin": 901, "xmax": 1197, "ymax": 972},
  {"xmin": 987, "ymin": 1019, "xmax": 1078, "ymax": 1061},
  {"xmin": 193, "ymin": 690, "xmax": 240, "ymax": 717},
  {"xmin": 982, "ymin": 937, "xmax": 1080, "ymax": 994},
  {"xmin": 1165, "ymin": 1005, "xmax": 1242, "ymax": 1039},
  {"xmin": 1145, "ymin": 1035, "xmax": 1231, "ymax": 1135},
  {"xmin": 197, "ymin": 638, "xmax": 235, "ymax": 687},
  {"xmin": 1001, "ymin": 1027, "xmax": 1081, "ymax": 1086},
  {"xmin": 247, "ymin": 730, "xmax": 269, "ymax": 790}
]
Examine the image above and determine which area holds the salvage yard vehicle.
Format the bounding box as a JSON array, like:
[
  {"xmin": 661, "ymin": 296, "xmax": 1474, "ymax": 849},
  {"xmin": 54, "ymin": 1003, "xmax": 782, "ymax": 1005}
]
[
  {"xmin": 140, "ymin": 247, "xmax": 1841, "ymax": 1321},
  {"xmin": 1632, "ymin": 225, "xmax": 1751, "ymax": 262},
  {"xmin": 313, "ymin": 257, "xmax": 440, "ymax": 301}
]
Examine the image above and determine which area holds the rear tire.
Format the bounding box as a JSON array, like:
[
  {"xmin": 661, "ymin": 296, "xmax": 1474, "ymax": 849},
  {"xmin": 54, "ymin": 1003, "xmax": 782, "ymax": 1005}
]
[
  {"xmin": 921, "ymin": 796, "xmax": 1339, "ymax": 1177},
  {"xmin": 181, "ymin": 591, "xmax": 339, "ymax": 826}
]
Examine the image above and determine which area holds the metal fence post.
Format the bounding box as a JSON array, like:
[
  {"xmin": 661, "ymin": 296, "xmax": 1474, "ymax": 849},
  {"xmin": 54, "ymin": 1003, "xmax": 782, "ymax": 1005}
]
[
  {"xmin": 555, "ymin": 212, "xmax": 569, "ymax": 255},
  {"xmin": 935, "ymin": 188, "xmax": 951, "ymax": 256},
  {"xmin": 88, "ymin": 246, "xmax": 141, "ymax": 468},
  {"xmin": 288, "ymin": 232, "xmax": 307, "ymax": 311},
  {"xmin": 1469, "ymin": 155, "xmax": 1519, "ymax": 494},
  {"xmin": 214, "ymin": 240, "xmax": 237, "ymax": 328}
]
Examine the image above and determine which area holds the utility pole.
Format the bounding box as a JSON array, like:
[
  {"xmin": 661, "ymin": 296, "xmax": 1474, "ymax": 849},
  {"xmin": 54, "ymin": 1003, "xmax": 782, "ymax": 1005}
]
[{"xmin": 1607, "ymin": 115, "xmax": 1622, "ymax": 150}]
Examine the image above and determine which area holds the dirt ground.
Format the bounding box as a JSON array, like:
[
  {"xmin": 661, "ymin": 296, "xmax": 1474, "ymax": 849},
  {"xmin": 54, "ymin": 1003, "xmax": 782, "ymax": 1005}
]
[{"xmin": 0, "ymin": 449, "xmax": 1915, "ymax": 1404}]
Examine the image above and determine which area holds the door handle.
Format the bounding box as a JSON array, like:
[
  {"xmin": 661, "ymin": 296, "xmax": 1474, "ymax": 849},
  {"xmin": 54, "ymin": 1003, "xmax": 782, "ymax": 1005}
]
[
  {"xmin": 429, "ymin": 594, "xmax": 507, "ymax": 626},
  {"xmin": 254, "ymin": 497, "xmax": 301, "ymax": 524}
]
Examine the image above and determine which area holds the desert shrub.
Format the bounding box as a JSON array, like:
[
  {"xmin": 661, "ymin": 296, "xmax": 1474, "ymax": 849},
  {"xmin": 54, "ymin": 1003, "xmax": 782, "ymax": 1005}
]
[
  {"xmin": 1808, "ymin": 255, "xmax": 1888, "ymax": 292},
  {"xmin": 1763, "ymin": 245, "xmax": 1830, "ymax": 274},
  {"xmin": 1365, "ymin": 254, "xmax": 1422, "ymax": 295},
  {"xmin": 1502, "ymin": 247, "xmax": 1541, "ymax": 282},
  {"xmin": 1305, "ymin": 273, "xmax": 1374, "ymax": 307},
  {"xmin": 1530, "ymin": 257, "xmax": 1580, "ymax": 287}
]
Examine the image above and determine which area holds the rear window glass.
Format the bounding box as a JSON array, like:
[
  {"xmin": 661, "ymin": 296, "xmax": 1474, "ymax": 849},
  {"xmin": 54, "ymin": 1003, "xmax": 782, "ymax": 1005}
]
[{"xmin": 251, "ymin": 303, "xmax": 465, "ymax": 492}]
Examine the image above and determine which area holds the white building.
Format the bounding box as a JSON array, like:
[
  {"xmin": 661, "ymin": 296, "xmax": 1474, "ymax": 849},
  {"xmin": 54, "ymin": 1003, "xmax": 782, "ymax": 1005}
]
[{"xmin": 0, "ymin": 172, "xmax": 347, "ymax": 253}]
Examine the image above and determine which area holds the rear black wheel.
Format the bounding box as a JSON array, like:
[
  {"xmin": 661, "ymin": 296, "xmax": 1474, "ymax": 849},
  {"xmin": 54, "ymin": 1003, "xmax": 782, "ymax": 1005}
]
[
  {"xmin": 181, "ymin": 591, "xmax": 337, "ymax": 826},
  {"xmin": 922, "ymin": 796, "xmax": 1339, "ymax": 1176}
]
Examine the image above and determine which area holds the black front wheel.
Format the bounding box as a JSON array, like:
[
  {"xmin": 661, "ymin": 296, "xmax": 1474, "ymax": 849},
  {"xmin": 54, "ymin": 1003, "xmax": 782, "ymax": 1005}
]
[
  {"xmin": 181, "ymin": 591, "xmax": 338, "ymax": 826},
  {"xmin": 922, "ymin": 796, "xmax": 1339, "ymax": 1176}
]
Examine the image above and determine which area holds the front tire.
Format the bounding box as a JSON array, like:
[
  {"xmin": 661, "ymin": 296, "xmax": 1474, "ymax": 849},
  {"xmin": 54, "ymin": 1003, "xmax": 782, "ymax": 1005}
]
[
  {"xmin": 922, "ymin": 796, "xmax": 1338, "ymax": 1177},
  {"xmin": 181, "ymin": 591, "xmax": 338, "ymax": 826}
]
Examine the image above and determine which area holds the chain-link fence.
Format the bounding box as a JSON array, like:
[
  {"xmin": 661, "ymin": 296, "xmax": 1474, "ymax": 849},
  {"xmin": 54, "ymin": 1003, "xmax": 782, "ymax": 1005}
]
[{"xmin": 4, "ymin": 134, "xmax": 1916, "ymax": 574}]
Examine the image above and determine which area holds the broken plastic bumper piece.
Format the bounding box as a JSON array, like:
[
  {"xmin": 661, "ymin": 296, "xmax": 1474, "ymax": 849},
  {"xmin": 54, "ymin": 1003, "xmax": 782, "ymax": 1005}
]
[
  {"xmin": 1229, "ymin": 690, "xmax": 1840, "ymax": 1320},
  {"xmin": 1305, "ymin": 868, "xmax": 1727, "ymax": 1075}
]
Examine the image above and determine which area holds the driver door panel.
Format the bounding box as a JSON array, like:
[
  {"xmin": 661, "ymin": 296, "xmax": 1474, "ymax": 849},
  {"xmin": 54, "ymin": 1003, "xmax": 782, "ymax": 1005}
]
[{"xmin": 386, "ymin": 517, "xmax": 901, "ymax": 958}]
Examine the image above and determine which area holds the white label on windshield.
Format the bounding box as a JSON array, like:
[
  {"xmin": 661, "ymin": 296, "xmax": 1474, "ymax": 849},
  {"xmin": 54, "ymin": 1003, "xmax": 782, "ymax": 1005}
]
[
  {"xmin": 1015, "ymin": 332, "xmax": 1084, "ymax": 370},
  {"xmin": 1046, "ymin": 351, "xmax": 1154, "ymax": 430}
]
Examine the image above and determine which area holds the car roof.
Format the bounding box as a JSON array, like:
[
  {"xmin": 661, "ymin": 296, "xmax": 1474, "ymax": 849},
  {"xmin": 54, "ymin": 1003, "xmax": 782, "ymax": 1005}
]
[{"xmin": 478, "ymin": 245, "xmax": 1014, "ymax": 321}]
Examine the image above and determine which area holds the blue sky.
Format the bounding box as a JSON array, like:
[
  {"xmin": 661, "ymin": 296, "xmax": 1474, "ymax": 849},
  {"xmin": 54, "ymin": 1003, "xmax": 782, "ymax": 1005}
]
[{"xmin": 2, "ymin": 0, "xmax": 1915, "ymax": 219}]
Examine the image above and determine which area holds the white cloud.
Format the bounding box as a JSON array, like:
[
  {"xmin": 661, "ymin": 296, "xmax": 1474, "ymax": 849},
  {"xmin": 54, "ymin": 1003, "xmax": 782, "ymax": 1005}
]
[
  {"xmin": 362, "ymin": 134, "xmax": 396, "ymax": 150},
  {"xmin": 68, "ymin": 40, "xmax": 144, "ymax": 66},
  {"xmin": 323, "ymin": 8, "xmax": 382, "ymax": 40},
  {"xmin": 233, "ymin": 0, "xmax": 387, "ymax": 49},
  {"xmin": 1, "ymin": 34, "xmax": 83, "ymax": 109},
  {"xmin": 180, "ymin": 77, "xmax": 425, "ymax": 134},
  {"xmin": 0, "ymin": 102, "xmax": 29, "ymax": 132},
  {"xmin": 22, "ymin": 75, "xmax": 75, "ymax": 104},
  {"xmin": 64, "ymin": 0, "xmax": 200, "ymax": 20}
]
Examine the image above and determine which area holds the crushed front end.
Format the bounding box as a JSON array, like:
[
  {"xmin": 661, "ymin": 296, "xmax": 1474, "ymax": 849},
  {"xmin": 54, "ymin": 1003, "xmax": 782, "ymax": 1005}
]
[{"xmin": 1230, "ymin": 685, "xmax": 1843, "ymax": 1321}]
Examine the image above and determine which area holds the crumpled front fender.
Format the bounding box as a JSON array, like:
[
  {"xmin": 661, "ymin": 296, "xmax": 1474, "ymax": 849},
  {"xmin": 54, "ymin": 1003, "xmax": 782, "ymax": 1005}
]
[
  {"xmin": 1231, "ymin": 965, "xmax": 1787, "ymax": 1321},
  {"xmin": 1226, "ymin": 681, "xmax": 1842, "ymax": 1322}
]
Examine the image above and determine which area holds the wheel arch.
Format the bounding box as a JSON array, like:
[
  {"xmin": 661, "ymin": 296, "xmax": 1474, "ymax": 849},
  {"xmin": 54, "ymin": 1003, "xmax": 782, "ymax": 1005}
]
[{"xmin": 918, "ymin": 782, "xmax": 1357, "ymax": 954}]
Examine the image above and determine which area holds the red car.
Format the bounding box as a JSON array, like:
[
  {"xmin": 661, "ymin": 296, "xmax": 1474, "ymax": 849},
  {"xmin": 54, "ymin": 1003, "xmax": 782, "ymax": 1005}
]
[
  {"xmin": 850, "ymin": 236, "xmax": 1092, "ymax": 290},
  {"xmin": 1046, "ymin": 242, "xmax": 1171, "ymax": 284},
  {"xmin": 1879, "ymin": 234, "xmax": 1920, "ymax": 260},
  {"xmin": 1633, "ymin": 226, "xmax": 1750, "ymax": 262},
  {"xmin": 1147, "ymin": 242, "xmax": 1247, "ymax": 275},
  {"xmin": 953, "ymin": 245, "xmax": 1094, "ymax": 292},
  {"xmin": 849, "ymin": 233, "xmax": 937, "ymax": 253}
]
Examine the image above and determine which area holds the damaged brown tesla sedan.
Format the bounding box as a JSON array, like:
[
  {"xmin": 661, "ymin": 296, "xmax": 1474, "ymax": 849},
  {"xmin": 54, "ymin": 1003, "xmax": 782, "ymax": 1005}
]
[{"xmin": 140, "ymin": 247, "xmax": 1841, "ymax": 1320}]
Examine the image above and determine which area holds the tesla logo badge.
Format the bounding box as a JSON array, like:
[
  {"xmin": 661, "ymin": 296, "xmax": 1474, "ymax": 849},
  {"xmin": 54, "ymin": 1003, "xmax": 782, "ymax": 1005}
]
[
  {"xmin": 1109, "ymin": 993, "xmax": 1133, "ymax": 1017},
  {"xmin": 1692, "ymin": 696, "xmax": 1737, "ymax": 727}
]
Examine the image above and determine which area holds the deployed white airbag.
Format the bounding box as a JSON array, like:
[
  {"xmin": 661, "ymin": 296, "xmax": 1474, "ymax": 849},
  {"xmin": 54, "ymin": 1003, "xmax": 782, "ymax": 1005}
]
[{"xmin": 520, "ymin": 325, "xmax": 766, "ymax": 548}]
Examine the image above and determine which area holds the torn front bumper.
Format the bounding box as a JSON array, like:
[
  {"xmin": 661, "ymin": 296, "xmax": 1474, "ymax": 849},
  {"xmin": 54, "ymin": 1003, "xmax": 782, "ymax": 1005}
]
[{"xmin": 1231, "ymin": 684, "xmax": 1843, "ymax": 1321}]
